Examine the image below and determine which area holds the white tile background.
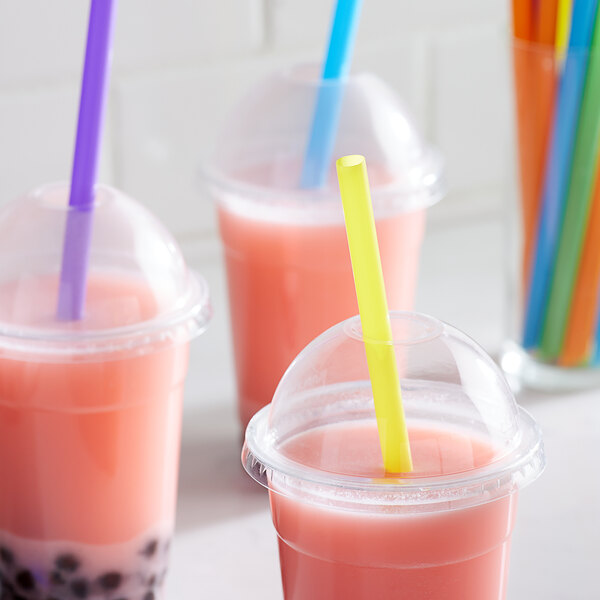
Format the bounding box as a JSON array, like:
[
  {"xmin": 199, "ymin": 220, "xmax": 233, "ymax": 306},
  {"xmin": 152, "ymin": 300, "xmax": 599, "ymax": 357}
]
[{"xmin": 0, "ymin": 0, "xmax": 513, "ymax": 407}]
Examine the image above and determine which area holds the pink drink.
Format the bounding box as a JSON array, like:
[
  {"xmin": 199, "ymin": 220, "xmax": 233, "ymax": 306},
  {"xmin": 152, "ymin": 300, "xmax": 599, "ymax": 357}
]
[
  {"xmin": 271, "ymin": 422, "xmax": 516, "ymax": 600},
  {"xmin": 0, "ymin": 274, "xmax": 186, "ymax": 599},
  {"xmin": 219, "ymin": 206, "xmax": 425, "ymax": 428}
]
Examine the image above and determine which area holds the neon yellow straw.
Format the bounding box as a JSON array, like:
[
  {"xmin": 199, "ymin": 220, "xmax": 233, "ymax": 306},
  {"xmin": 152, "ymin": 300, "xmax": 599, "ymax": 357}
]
[
  {"xmin": 336, "ymin": 155, "xmax": 413, "ymax": 473},
  {"xmin": 556, "ymin": 0, "xmax": 574, "ymax": 63}
]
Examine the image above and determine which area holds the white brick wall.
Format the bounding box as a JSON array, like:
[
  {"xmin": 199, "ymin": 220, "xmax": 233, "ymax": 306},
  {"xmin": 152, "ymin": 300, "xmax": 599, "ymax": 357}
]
[
  {"xmin": 267, "ymin": 0, "xmax": 507, "ymax": 49},
  {"xmin": 0, "ymin": 0, "xmax": 511, "ymax": 405}
]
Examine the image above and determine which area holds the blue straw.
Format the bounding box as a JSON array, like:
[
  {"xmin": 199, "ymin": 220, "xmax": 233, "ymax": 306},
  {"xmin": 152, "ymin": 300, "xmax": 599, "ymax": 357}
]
[
  {"xmin": 522, "ymin": 0, "xmax": 598, "ymax": 348},
  {"xmin": 300, "ymin": 0, "xmax": 363, "ymax": 189}
]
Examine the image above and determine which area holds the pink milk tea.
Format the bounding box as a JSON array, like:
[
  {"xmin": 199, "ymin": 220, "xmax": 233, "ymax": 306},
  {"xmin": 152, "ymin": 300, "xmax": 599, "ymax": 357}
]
[
  {"xmin": 218, "ymin": 168, "xmax": 426, "ymax": 429},
  {"xmin": 204, "ymin": 65, "xmax": 444, "ymax": 430},
  {"xmin": 273, "ymin": 423, "xmax": 516, "ymax": 600},
  {"xmin": 0, "ymin": 183, "xmax": 211, "ymax": 600},
  {"xmin": 243, "ymin": 312, "xmax": 545, "ymax": 600}
]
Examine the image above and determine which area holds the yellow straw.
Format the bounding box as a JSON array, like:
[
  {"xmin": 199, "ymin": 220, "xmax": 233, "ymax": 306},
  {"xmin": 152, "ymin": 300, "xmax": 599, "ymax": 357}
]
[
  {"xmin": 336, "ymin": 155, "xmax": 413, "ymax": 473},
  {"xmin": 556, "ymin": 0, "xmax": 573, "ymax": 64}
]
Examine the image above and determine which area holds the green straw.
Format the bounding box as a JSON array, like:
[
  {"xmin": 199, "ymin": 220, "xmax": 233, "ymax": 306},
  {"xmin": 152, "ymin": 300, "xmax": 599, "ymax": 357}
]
[{"xmin": 540, "ymin": 6, "xmax": 600, "ymax": 359}]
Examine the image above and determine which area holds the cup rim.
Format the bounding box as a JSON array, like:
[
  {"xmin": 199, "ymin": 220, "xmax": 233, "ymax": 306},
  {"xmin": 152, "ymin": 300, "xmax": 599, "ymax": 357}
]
[
  {"xmin": 0, "ymin": 271, "xmax": 211, "ymax": 360},
  {"xmin": 201, "ymin": 159, "xmax": 445, "ymax": 219},
  {"xmin": 243, "ymin": 402, "xmax": 544, "ymax": 508}
]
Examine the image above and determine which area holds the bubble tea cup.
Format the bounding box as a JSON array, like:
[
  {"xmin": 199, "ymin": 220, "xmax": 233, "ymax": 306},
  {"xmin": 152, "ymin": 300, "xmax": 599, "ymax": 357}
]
[
  {"xmin": 0, "ymin": 183, "xmax": 211, "ymax": 600},
  {"xmin": 243, "ymin": 311, "xmax": 545, "ymax": 600},
  {"xmin": 203, "ymin": 64, "xmax": 444, "ymax": 429}
]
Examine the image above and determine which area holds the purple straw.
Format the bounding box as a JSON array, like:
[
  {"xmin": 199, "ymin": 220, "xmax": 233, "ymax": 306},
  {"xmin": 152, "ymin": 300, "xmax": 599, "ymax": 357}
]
[{"xmin": 57, "ymin": 0, "xmax": 117, "ymax": 321}]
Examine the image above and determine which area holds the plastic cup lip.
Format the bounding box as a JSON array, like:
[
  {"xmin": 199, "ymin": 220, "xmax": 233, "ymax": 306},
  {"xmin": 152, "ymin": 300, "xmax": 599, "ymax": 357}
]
[
  {"xmin": 243, "ymin": 403, "xmax": 545, "ymax": 507},
  {"xmin": 202, "ymin": 160, "xmax": 444, "ymax": 214},
  {"xmin": 512, "ymin": 36, "xmax": 592, "ymax": 56},
  {"xmin": 0, "ymin": 271, "xmax": 212, "ymax": 360}
]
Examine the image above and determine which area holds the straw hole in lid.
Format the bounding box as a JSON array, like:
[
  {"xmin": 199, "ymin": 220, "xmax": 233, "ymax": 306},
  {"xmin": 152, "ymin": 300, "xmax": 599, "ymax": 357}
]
[{"xmin": 344, "ymin": 311, "xmax": 443, "ymax": 346}]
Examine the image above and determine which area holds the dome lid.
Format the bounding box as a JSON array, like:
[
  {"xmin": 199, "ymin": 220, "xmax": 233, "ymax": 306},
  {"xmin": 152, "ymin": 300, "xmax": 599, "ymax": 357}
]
[
  {"xmin": 0, "ymin": 182, "xmax": 211, "ymax": 360},
  {"xmin": 204, "ymin": 64, "xmax": 444, "ymax": 223},
  {"xmin": 244, "ymin": 312, "xmax": 545, "ymax": 511}
]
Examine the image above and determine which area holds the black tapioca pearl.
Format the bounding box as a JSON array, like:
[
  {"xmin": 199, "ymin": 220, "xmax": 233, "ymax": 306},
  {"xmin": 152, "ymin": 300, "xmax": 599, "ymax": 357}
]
[
  {"xmin": 143, "ymin": 592, "xmax": 155, "ymax": 600},
  {"xmin": 0, "ymin": 577, "xmax": 14, "ymax": 592},
  {"xmin": 15, "ymin": 570, "xmax": 35, "ymax": 591},
  {"xmin": 55, "ymin": 553, "xmax": 80, "ymax": 573},
  {"xmin": 140, "ymin": 540, "xmax": 158, "ymax": 558},
  {"xmin": 70, "ymin": 578, "xmax": 89, "ymax": 599},
  {"xmin": 0, "ymin": 583, "xmax": 14, "ymax": 600},
  {"xmin": 0, "ymin": 547, "xmax": 14, "ymax": 567},
  {"xmin": 49, "ymin": 571, "xmax": 66, "ymax": 586},
  {"xmin": 97, "ymin": 572, "xmax": 122, "ymax": 591}
]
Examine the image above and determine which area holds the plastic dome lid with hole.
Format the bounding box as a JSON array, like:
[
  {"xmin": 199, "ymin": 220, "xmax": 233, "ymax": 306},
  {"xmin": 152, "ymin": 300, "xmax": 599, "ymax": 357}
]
[
  {"xmin": 203, "ymin": 64, "xmax": 444, "ymax": 223},
  {"xmin": 243, "ymin": 311, "xmax": 545, "ymax": 512},
  {"xmin": 0, "ymin": 182, "xmax": 211, "ymax": 360}
]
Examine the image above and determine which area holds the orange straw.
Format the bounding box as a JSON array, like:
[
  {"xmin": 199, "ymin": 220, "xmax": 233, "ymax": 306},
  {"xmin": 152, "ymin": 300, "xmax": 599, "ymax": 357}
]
[
  {"xmin": 522, "ymin": 0, "xmax": 559, "ymax": 287},
  {"xmin": 537, "ymin": 0, "xmax": 560, "ymax": 42},
  {"xmin": 513, "ymin": 0, "xmax": 534, "ymax": 39},
  {"xmin": 512, "ymin": 0, "xmax": 538, "ymax": 290},
  {"xmin": 560, "ymin": 153, "xmax": 600, "ymax": 366}
]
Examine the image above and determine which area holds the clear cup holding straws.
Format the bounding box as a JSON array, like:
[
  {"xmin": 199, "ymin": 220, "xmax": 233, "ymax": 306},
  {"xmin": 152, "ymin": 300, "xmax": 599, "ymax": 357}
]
[{"xmin": 501, "ymin": 7, "xmax": 600, "ymax": 390}]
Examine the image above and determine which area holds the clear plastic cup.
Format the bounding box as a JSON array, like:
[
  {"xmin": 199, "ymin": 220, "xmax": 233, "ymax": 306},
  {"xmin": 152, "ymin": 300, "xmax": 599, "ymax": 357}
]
[
  {"xmin": 243, "ymin": 311, "xmax": 545, "ymax": 600},
  {"xmin": 0, "ymin": 183, "xmax": 211, "ymax": 600},
  {"xmin": 203, "ymin": 64, "xmax": 444, "ymax": 429},
  {"xmin": 502, "ymin": 25, "xmax": 600, "ymax": 390}
]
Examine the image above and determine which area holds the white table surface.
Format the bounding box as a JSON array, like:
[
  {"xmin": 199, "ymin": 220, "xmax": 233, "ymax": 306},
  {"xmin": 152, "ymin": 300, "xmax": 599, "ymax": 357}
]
[
  {"xmin": 165, "ymin": 387, "xmax": 599, "ymax": 600},
  {"xmin": 167, "ymin": 214, "xmax": 600, "ymax": 599}
]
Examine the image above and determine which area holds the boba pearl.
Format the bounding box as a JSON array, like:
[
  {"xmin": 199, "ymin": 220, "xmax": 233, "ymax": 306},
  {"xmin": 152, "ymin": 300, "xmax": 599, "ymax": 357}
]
[
  {"xmin": 140, "ymin": 541, "xmax": 157, "ymax": 559},
  {"xmin": 15, "ymin": 571, "xmax": 35, "ymax": 591},
  {"xmin": 97, "ymin": 571, "xmax": 122, "ymax": 591},
  {"xmin": 49, "ymin": 571, "xmax": 66, "ymax": 586},
  {"xmin": 69, "ymin": 578, "xmax": 89, "ymax": 599},
  {"xmin": 0, "ymin": 548, "xmax": 14, "ymax": 567},
  {"xmin": 55, "ymin": 554, "xmax": 80, "ymax": 573}
]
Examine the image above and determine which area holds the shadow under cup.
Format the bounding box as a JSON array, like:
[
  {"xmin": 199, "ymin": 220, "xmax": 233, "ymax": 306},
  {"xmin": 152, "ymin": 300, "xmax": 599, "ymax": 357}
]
[
  {"xmin": 0, "ymin": 183, "xmax": 211, "ymax": 600},
  {"xmin": 204, "ymin": 64, "xmax": 445, "ymax": 429},
  {"xmin": 243, "ymin": 312, "xmax": 545, "ymax": 600}
]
